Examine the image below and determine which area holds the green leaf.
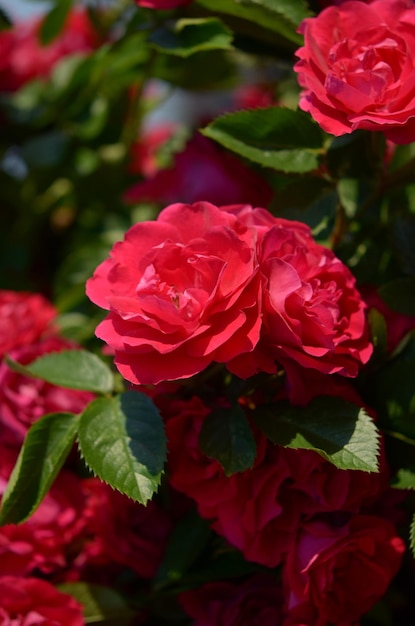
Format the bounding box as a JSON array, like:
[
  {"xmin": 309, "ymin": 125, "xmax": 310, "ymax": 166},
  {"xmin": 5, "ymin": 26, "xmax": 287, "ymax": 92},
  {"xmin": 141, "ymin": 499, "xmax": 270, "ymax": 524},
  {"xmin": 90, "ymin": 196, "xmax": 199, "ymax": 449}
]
[
  {"xmin": 14, "ymin": 347, "xmax": 109, "ymax": 386},
  {"xmin": 58, "ymin": 583, "xmax": 134, "ymax": 625},
  {"xmin": 0, "ymin": 412, "xmax": 80, "ymax": 525},
  {"xmin": 196, "ymin": 0, "xmax": 309, "ymax": 45},
  {"xmin": 0, "ymin": 5, "xmax": 12, "ymax": 30},
  {"xmin": 150, "ymin": 18, "xmax": 233, "ymax": 58},
  {"xmin": 155, "ymin": 510, "xmax": 211, "ymax": 588},
  {"xmin": 199, "ymin": 405, "xmax": 257, "ymax": 476},
  {"xmin": 202, "ymin": 107, "xmax": 324, "ymax": 173},
  {"xmin": 5, "ymin": 350, "xmax": 114, "ymax": 394},
  {"xmin": 39, "ymin": 0, "xmax": 73, "ymax": 46},
  {"xmin": 154, "ymin": 49, "xmax": 237, "ymax": 90},
  {"xmin": 253, "ymin": 397, "xmax": 380, "ymax": 472},
  {"xmin": 410, "ymin": 513, "xmax": 415, "ymax": 557},
  {"xmin": 392, "ymin": 468, "xmax": 415, "ymax": 490},
  {"xmin": 378, "ymin": 278, "xmax": 415, "ymax": 316},
  {"xmin": 77, "ymin": 392, "xmax": 166, "ymax": 504}
]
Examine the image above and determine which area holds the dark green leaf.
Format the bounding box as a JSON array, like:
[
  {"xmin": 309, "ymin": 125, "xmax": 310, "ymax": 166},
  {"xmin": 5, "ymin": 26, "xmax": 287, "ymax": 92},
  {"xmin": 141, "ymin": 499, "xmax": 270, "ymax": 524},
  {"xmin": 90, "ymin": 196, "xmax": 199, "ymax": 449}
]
[
  {"xmin": 58, "ymin": 583, "xmax": 134, "ymax": 625},
  {"xmin": 77, "ymin": 392, "xmax": 166, "ymax": 504},
  {"xmin": 378, "ymin": 278, "xmax": 415, "ymax": 316},
  {"xmin": 5, "ymin": 350, "xmax": 114, "ymax": 394},
  {"xmin": 196, "ymin": 0, "xmax": 309, "ymax": 44},
  {"xmin": 155, "ymin": 510, "xmax": 211, "ymax": 588},
  {"xmin": 199, "ymin": 405, "xmax": 257, "ymax": 476},
  {"xmin": 0, "ymin": 5, "xmax": 12, "ymax": 30},
  {"xmin": 154, "ymin": 49, "xmax": 237, "ymax": 90},
  {"xmin": 39, "ymin": 0, "xmax": 73, "ymax": 46},
  {"xmin": 253, "ymin": 397, "xmax": 380, "ymax": 472},
  {"xmin": 410, "ymin": 513, "xmax": 415, "ymax": 557},
  {"xmin": 20, "ymin": 131, "xmax": 69, "ymax": 169},
  {"xmin": 202, "ymin": 107, "xmax": 324, "ymax": 173},
  {"xmin": 150, "ymin": 17, "xmax": 233, "ymax": 57},
  {"xmin": 0, "ymin": 412, "xmax": 80, "ymax": 525},
  {"xmin": 392, "ymin": 468, "xmax": 415, "ymax": 490}
]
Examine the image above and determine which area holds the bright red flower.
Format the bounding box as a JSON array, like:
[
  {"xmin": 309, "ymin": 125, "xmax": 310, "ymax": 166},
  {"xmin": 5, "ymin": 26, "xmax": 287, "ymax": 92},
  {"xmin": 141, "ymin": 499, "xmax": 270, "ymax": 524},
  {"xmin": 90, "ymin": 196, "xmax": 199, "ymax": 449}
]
[{"xmin": 295, "ymin": 0, "xmax": 415, "ymax": 143}]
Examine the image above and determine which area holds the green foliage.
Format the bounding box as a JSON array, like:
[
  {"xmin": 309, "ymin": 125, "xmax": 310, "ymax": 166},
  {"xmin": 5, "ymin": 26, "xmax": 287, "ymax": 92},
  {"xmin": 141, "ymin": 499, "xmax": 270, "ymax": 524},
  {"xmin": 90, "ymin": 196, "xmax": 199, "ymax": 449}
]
[
  {"xmin": 196, "ymin": 0, "xmax": 309, "ymax": 45},
  {"xmin": 5, "ymin": 350, "xmax": 114, "ymax": 394},
  {"xmin": 77, "ymin": 392, "xmax": 167, "ymax": 505},
  {"xmin": 150, "ymin": 17, "xmax": 234, "ymax": 57},
  {"xmin": 58, "ymin": 583, "xmax": 135, "ymax": 625},
  {"xmin": 0, "ymin": 412, "xmax": 80, "ymax": 525},
  {"xmin": 0, "ymin": 5, "xmax": 12, "ymax": 30},
  {"xmin": 392, "ymin": 468, "xmax": 415, "ymax": 490},
  {"xmin": 253, "ymin": 397, "xmax": 380, "ymax": 472},
  {"xmin": 202, "ymin": 107, "xmax": 324, "ymax": 173},
  {"xmin": 199, "ymin": 405, "xmax": 257, "ymax": 476},
  {"xmin": 378, "ymin": 278, "xmax": 415, "ymax": 316},
  {"xmin": 39, "ymin": 0, "xmax": 73, "ymax": 45}
]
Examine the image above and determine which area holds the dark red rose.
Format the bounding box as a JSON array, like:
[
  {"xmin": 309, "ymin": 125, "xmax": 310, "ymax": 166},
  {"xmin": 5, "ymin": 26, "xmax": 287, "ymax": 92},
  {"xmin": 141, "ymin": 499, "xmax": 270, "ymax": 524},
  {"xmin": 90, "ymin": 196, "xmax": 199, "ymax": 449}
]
[
  {"xmin": 283, "ymin": 515, "xmax": 405, "ymax": 625},
  {"xmin": 0, "ymin": 290, "xmax": 57, "ymax": 358}
]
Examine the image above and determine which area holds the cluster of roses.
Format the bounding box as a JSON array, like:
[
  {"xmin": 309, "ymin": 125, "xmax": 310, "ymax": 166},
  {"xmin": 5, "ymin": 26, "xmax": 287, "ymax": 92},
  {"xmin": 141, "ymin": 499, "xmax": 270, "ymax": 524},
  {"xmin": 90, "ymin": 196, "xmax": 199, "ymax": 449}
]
[
  {"xmin": 86, "ymin": 196, "xmax": 413, "ymax": 624},
  {"xmin": 0, "ymin": 291, "xmax": 178, "ymax": 624}
]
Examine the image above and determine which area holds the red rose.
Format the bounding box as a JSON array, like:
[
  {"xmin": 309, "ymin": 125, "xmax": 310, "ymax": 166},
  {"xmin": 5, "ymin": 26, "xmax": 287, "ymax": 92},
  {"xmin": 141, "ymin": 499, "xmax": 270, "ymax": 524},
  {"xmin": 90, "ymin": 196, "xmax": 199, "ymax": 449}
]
[
  {"xmin": 228, "ymin": 204, "xmax": 372, "ymax": 380},
  {"xmin": 0, "ymin": 449, "xmax": 89, "ymax": 577},
  {"xmin": 0, "ymin": 576, "xmax": 84, "ymax": 625},
  {"xmin": 283, "ymin": 516, "xmax": 405, "ymax": 626},
  {"xmin": 0, "ymin": 337, "xmax": 94, "ymax": 447},
  {"xmin": 82, "ymin": 479, "xmax": 172, "ymax": 578},
  {"xmin": 86, "ymin": 202, "xmax": 263, "ymax": 385},
  {"xmin": 0, "ymin": 290, "xmax": 57, "ymax": 358},
  {"xmin": 136, "ymin": 0, "xmax": 193, "ymax": 9},
  {"xmin": 166, "ymin": 396, "xmax": 387, "ymax": 568},
  {"xmin": 294, "ymin": 0, "xmax": 415, "ymax": 144},
  {"xmin": 179, "ymin": 573, "xmax": 284, "ymax": 625},
  {"xmin": 0, "ymin": 10, "xmax": 99, "ymax": 92},
  {"xmin": 124, "ymin": 134, "xmax": 273, "ymax": 208}
]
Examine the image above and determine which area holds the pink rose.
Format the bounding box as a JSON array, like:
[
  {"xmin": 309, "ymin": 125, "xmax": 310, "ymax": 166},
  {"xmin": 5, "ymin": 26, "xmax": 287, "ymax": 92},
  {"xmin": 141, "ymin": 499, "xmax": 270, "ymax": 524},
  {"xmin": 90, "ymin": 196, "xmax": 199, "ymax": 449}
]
[
  {"xmin": 0, "ymin": 290, "xmax": 57, "ymax": 358},
  {"xmin": 294, "ymin": 0, "xmax": 415, "ymax": 144},
  {"xmin": 86, "ymin": 202, "xmax": 263, "ymax": 385},
  {"xmin": 124, "ymin": 133, "xmax": 273, "ymax": 208},
  {"xmin": 81, "ymin": 478, "xmax": 172, "ymax": 578},
  {"xmin": 128, "ymin": 124, "xmax": 178, "ymax": 177},
  {"xmin": 136, "ymin": 0, "xmax": 193, "ymax": 9},
  {"xmin": 283, "ymin": 515, "xmax": 405, "ymax": 626},
  {"xmin": 165, "ymin": 396, "xmax": 387, "ymax": 568},
  {"xmin": 0, "ymin": 576, "xmax": 84, "ymax": 625},
  {"xmin": 0, "ymin": 10, "xmax": 99, "ymax": 92},
  {"xmin": 179, "ymin": 573, "xmax": 284, "ymax": 625},
  {"xmin": 0, "ymin": 337, "xmax": 95, "ymax": 447}
]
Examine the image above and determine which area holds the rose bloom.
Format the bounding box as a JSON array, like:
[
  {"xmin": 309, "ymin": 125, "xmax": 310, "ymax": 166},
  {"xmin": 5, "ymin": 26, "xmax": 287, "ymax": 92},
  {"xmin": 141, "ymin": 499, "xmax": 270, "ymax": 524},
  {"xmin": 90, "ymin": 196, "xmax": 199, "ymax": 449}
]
[
  {"xmin": 87, "ymin": 202, "xmax": 371, "ymax": 386},
  {"xmin": 283, "ymin": 515, "xmax": 405, "ymax": 626},
  {"xmin": 124, "ymin": 133, "xmax": 273, "ymax": 208},
  {"xmin": 0, "ymin": 336, "xmax": 94, "ymax": 447},
  {"xmin": 0, "ymin": 290, "xmax": 57, "ymax": 358},
  {"xmin": 0, "ymin": 576, "xmax": 84, "ymax": 625},
  {"xmin": 294, "ymin": 0, "xmax": 415, "ymax": 144},
  {"xmin": 136, "ymin": 0, "xmax": 193, "ymax": 8},
  {"xmin": 165, "ymin": 395, "xmax": 387, "ymax": 568},
  {"xmin": 179, "ymin": 573, "xmax": 284, "ymax": 626},
  {"xmin": 0, "ymin": 10, "xmax": 99, "ymax": 92},
  {"xmin": 86, "ymin": 202, "xmax": 264, "ymax": 385},
  {"xmin": 81, "ymin": 478, "xmax": 172, "ymax": 578},
  {"xmin": 0, "ymin": 464, "xmax": 89, "ymax": 577}
]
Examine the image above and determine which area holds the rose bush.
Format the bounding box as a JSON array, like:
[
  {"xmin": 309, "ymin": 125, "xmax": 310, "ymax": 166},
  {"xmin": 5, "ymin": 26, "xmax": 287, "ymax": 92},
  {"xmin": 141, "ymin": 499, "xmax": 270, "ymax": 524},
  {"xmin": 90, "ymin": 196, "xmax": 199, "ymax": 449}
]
[
  {"xmin": 294, "ymin": 0, "xmax": 415, "ymax": 143},
  {"xmin": 283, "ymin": 515, "xmax": 405, "ymax": 625},
  {"xmin": 0, "ymin": 576, "xmax": 84, "ymax": 625},
  {"xmin": 136, "ymin": 0, "xmax": 193, "ymax": 8}
]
